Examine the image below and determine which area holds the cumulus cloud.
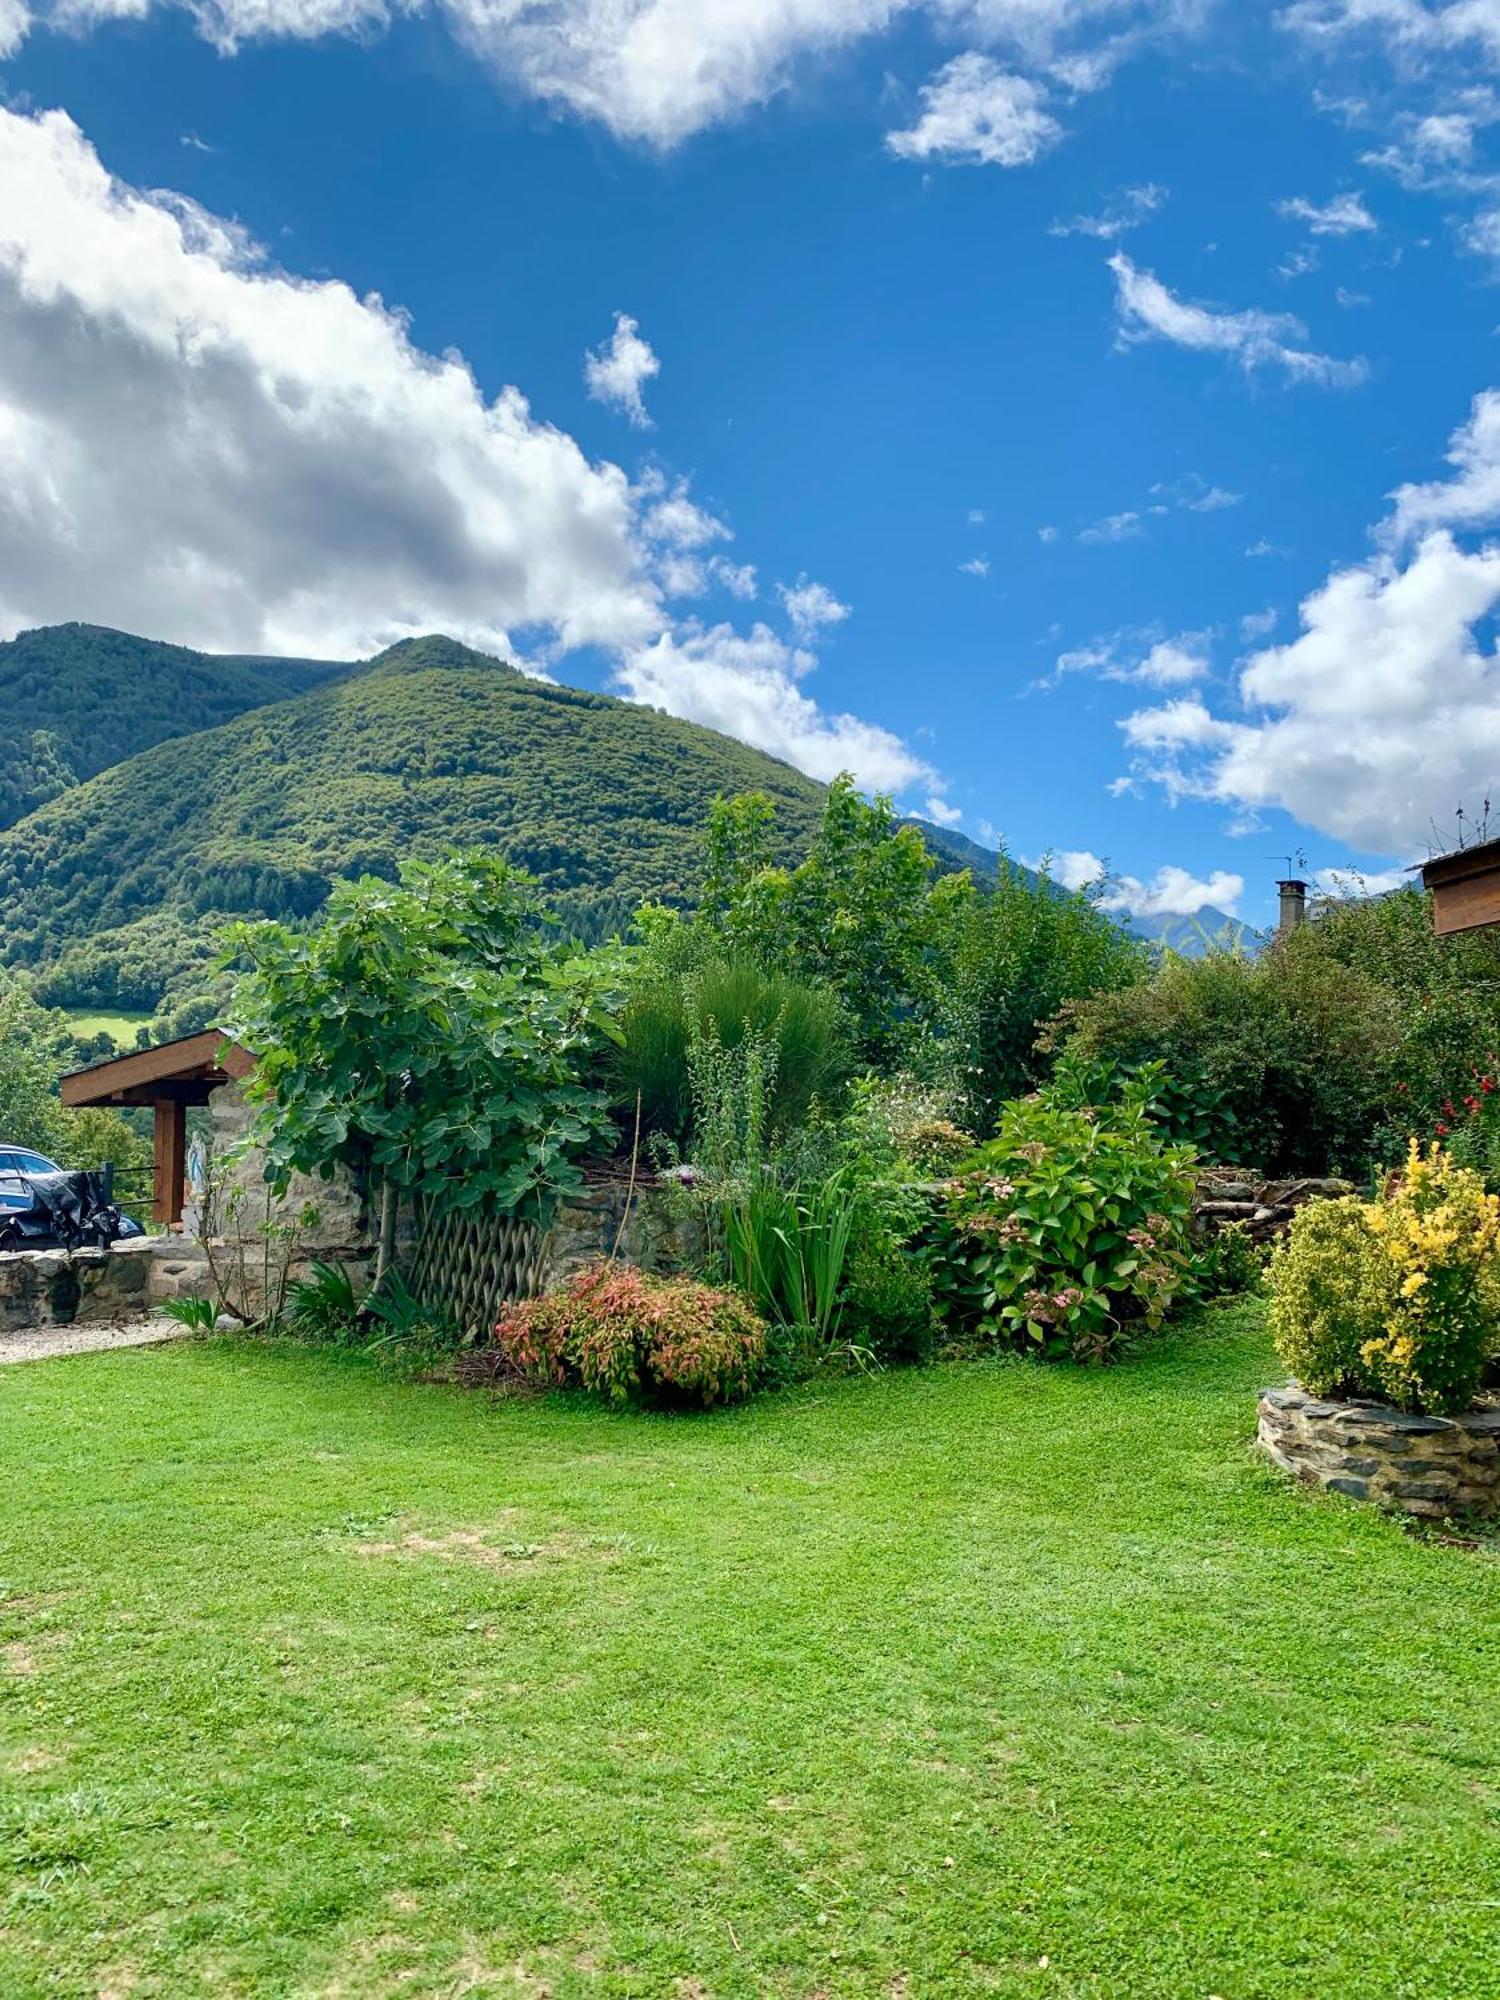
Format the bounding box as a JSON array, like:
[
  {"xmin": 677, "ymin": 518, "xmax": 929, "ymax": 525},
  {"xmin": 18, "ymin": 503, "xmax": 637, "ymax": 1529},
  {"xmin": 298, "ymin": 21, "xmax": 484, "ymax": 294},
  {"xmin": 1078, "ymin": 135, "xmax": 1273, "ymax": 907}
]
[
  {"xmin": 1035, "ymin": 848, "xmax": 1243, "ymax": 917},
  {"xmin": 0, "ymin": 105, "xmax": 661, "ymax": 661},
  {"xmin": 959, "ymin": 554, "xmax": 991, "ymax": 575},
  {"xmin": 923, "ymin": 794, "xmax": 964, "ymax": 826},
  {"xmin": 1053, "ymin": 629, "xmax": 1212, "ymax": 686},
  {"xmin": 779, "ymin": 577, "xmax": 852, "ymax": 638},
  {"xmin": 0, "ymin": 107, "xmax": 938, "ymax": 803},
  {"xmin": 1281, "ymin": 0, "xmax": 1500, "ymax": 66},
  {"xmin": 585, "ymin": 311, "xmax": 660, "ymax": 426},
  {"xmin": 616, "ymin": 619, "xmax": 935, "ymax": 794},
  {"xmin": 1123, "ymin": 530, "xmax": 1500, "ymax": 852},
  {"xmin": 10, "ymin": 0, "xmax": 1210, "ymax": 147},
  {"xmin": 886, "ymin": 53, "xmax": 1061, "ymax": 167},
  {"xmin": 1108, "ymin": 251, "xmax": 1369, "ymax": 385},
  {"xmin": 1276, "ymin": 191, "xmax": 1378, "ymax": 234},
  {"xmin": 1387, "ymin": 385, "xmax": 1500, "ymax": 540}
]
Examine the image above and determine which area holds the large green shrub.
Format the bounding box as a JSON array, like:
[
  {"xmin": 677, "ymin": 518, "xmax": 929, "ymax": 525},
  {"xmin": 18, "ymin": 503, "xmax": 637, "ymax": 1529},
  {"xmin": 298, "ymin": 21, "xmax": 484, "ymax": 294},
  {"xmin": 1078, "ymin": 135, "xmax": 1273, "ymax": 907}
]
[
  {"xmin": 929, "ymin": 1080, "xmax": 1198, "ymax": 1361},
  {"xmin": 698, "ymin": 777, "xmax": 969, "ymax": 1064},
  {"xmin": 1268, "ymin": 1143, "xmax": 1500, "ymax": 1415},
  {"xmin": 495, "ymin": 1262, "xmax": 767, "ymax": 1408},
  {"xmin": 934, "ymin": 859, "xmax": 1145, "ymax": 1126},
  {"xmin": 610, "ymin": 916, "xmax": 848, "ymax": 1145},
  {"xmin": 1050, "ymin": 944, "xmax": 1401, "ymax": 1174},
  {"xmin": 227, "ymin": 853, "xmax": 626, "ymax": 1234}
]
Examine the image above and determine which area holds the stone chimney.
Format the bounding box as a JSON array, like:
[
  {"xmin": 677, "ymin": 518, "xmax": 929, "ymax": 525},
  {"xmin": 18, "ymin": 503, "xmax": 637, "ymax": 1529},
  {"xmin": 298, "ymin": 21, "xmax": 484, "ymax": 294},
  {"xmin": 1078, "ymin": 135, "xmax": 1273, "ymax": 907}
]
[{"xmin": 1277, "ymin": 878, "xmax": 1308, "ymax": 935}]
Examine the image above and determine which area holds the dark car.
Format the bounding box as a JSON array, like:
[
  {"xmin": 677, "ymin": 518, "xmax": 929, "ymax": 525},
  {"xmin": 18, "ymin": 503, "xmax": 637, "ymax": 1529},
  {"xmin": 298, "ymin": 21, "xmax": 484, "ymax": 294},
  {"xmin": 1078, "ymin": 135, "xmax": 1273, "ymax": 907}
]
[{"xmin": 0, "ymin": 1147, "xmax": 145, "ymax": 1246}]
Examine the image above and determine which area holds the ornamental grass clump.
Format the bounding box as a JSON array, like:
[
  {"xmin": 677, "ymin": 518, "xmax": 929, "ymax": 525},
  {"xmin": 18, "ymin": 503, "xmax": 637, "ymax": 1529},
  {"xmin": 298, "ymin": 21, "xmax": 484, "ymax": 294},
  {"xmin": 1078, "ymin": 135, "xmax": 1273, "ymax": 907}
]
[
  {"xmin": 1268, "ymin": 1141, "xmax": 1500, "ymax": 1416},
  {"xmin": 928, "ymin": 1079, "xmax": 1198, "ymax": 1363},
  {"xmin": 494, "ymin": 1263, "xmax": 767, "ymax": 1409}
]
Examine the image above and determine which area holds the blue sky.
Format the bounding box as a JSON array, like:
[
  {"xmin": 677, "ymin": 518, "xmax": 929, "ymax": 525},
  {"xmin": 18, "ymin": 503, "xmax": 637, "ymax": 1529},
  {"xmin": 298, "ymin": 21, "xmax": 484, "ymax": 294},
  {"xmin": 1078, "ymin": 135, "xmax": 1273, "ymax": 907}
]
[{"xmin": 5, "ymin": 2, "xmax": 1500, "ymax": 929}]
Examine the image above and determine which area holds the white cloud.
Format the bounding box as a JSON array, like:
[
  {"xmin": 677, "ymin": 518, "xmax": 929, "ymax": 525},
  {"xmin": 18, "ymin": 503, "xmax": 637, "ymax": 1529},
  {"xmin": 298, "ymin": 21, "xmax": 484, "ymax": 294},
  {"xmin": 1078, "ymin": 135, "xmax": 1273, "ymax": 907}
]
[
  {"xmin": 1387, "ymin": 385, "xmax": 1500, "ymax": 539},
  {"xmin": 0, "ymin": 107, "xmax": 941, "ymax": 804},
  {"xmin": 709, "ymin": 556, "xmax": 758, "ymax": 599},
  {"xmin": 1315, "ymin": 862, "xmax": 1414, "ymax": 896},
  {"xmin": 0, "ymin": 105, "xmax": 662, "ymax": 661},
  {"xmin": 1133, "ymin": 637, "xmax": 1212, "ymax": 685},
  {"xmin": 1240, "ymin": 606, "xmax": 1279, "ymax": 640},
  {"xmin": 967, "ymin": 506, "xmax": 988, "ymax": 525},
  {"xmin": 1050, "ymin": 181, "xmax": 1167, "ymax": 239},
  {"xmin": 1038, "ymin": 522, "xmax": 1060, "ymax": 542},
  {"xmin": 616, "ymin": 619, "xmax": 934, "ymax": 794},
  {"xmin": 1100, "ymin": 864, "xmax": 1245, "ymax": 919},
  {"xmin": 1276, "ymin": 191, "xmax": 1378, "ymax": 234},
  {"xmin": 1078, "ymin": 508, "xmax": 1146, "ymax": 544},
  {"xmin": 1123, "ymin": 530, "xmax": 1500, "ymax": 852},
  {"xmin": 1053, "ymin": 629, "xmax": 1211, "ymax": 685},
  {"xmin": 1108, "ymin": 251, "xmax": 1369, "ymax": 385},
  {"xmin": 779, "ymin": 576, "xmax": 851, "ymax": 637},
  {"xmin": 1046, "ymin": 848, "xmax": 1107, "ymax": 891},
  {"xmin": 959, "ymin": 554, "xmax": 991, "ymax": 575},
  {"xmin": 11, "ymin": 0, "xmax": 1209, "ymax": 149},
  {"xmin": 887, "ymin": 53, "xmax": 1061, "ymax": 167},
  {"xmin": 923, "ymin": 794, "xmax": 964, "ymax": 826},
  {"xmin": 1032, "ymin": 847, "xmax": 1243, "ymax": 917},
  {"xmin": 1281, "ymin": 0, "xmax": 1500, "ymax": 67},
  {"xmin": 585, "ymin": 310, "xmax": 660, "ymax": 426}
]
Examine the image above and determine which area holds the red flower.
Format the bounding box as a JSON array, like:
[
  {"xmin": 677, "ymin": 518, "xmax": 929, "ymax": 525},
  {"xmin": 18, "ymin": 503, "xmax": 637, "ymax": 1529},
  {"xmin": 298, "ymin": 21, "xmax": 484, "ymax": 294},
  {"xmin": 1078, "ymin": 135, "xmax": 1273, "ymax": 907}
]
[
  {"xmin": 1465, "ymin": 1095, "xmax": 1482, "ymax": 1113},
  {"xmin": 1436, "ymin": 1120, "xmax": 1452, "ymax": 1137}
]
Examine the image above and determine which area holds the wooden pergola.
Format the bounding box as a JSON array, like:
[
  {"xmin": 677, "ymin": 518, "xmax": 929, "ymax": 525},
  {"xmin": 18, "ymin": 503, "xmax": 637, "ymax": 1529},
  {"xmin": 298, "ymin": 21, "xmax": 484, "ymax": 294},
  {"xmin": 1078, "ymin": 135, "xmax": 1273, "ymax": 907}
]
[
  {"xmin": 60, "ymin": 1030, "xmax": 255, "ymax": 1226},
  {"xmin": 1421, "ymin": 837, "xmax": 1500, "ymax": 938}
]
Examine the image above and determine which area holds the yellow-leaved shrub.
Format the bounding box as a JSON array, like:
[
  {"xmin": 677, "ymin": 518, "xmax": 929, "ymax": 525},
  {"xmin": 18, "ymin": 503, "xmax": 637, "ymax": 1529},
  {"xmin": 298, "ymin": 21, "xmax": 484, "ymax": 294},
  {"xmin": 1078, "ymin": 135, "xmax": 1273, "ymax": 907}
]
[{"xmin": 1267, "ymin": 1142, "xmax": 1500, "ymax": 1415}]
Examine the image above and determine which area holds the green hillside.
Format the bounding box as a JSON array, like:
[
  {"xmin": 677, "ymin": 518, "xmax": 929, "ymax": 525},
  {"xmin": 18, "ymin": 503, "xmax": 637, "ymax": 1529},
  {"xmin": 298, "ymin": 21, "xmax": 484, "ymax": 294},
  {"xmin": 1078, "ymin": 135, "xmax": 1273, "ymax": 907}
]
[
  {"xmin": 0, "ymin": 635, "xmax": 825, "ymax": 1010},
  {"xmin": 0, "ymin": 622, "xmax": 347, "ymax": 829}
]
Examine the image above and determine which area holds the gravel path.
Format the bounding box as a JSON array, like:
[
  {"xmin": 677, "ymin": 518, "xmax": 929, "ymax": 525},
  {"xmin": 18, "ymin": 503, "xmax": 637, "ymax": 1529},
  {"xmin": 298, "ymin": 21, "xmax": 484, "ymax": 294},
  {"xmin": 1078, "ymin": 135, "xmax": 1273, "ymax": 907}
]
[{"xmin": 0, "ymin": 1316, "xmax": 187, "ymax": 1365}]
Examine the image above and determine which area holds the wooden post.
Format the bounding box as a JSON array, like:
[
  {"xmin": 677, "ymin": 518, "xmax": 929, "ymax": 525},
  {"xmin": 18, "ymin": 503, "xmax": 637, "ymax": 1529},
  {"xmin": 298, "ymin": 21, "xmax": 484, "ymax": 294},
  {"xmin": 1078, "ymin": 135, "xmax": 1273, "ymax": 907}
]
[{"xmin": 153, "ymin": 1098, "xmax": 187, "ymax": 1227}]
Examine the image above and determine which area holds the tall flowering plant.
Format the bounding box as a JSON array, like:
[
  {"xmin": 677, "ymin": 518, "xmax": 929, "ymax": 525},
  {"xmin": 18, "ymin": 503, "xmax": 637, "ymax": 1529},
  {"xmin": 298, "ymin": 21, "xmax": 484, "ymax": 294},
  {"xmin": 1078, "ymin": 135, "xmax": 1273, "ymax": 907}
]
[{"xmin": 927, "ymin": 1079, "xmax": 1198, "ymax": 1363}]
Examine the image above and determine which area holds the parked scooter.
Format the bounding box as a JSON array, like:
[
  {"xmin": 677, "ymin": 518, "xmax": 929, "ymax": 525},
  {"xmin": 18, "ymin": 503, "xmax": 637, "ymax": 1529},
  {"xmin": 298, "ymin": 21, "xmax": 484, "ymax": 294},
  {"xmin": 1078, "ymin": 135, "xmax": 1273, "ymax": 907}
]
[{"xmin": 0, "ymin": 1166, "xmax": 125, "ymax": 1254}]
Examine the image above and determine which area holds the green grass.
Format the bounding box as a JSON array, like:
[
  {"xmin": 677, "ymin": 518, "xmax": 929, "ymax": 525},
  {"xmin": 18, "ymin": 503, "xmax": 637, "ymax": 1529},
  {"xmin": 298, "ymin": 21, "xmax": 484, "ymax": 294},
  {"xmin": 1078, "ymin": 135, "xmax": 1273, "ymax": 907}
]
[
  {"xmin": 2, "ymin": 1301, "xmax": 1496, "ymax": 1998},
  {"xmin": 61, "ymin": 1008, "xmax": 153, "ymax": 1046}
]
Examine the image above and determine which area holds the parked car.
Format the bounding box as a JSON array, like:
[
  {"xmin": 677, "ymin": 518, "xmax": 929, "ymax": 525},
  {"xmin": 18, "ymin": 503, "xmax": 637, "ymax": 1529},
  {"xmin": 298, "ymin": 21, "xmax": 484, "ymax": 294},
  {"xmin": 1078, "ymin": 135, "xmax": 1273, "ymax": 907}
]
[{"xmin": 0, "ymin": 1147, "xmax": 144, "ymax": 1244}]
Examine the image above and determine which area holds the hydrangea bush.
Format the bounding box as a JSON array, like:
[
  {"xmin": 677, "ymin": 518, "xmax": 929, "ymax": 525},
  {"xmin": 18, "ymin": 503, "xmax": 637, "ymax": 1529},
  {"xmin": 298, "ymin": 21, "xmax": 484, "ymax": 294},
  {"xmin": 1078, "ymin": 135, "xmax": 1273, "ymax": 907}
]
[{"xmin": 927, "ymin": 1080, "xmax": 1198, "ymax": 1362}]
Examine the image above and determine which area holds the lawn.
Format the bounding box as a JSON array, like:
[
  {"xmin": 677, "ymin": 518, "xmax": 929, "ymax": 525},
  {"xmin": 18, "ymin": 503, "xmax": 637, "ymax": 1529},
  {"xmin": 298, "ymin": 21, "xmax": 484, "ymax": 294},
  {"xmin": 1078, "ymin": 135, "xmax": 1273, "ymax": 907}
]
[{"xmin": 2, "ymin": 1302, "xmax": 1497, "ymax": 2000}]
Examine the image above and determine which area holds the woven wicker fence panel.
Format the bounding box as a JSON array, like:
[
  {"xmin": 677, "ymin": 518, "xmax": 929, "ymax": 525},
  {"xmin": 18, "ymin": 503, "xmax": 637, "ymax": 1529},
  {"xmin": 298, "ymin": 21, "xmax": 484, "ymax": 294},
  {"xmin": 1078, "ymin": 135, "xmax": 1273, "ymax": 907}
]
[{"xmin": 404, "ymin": 1205, "xmax": 548, "ymax": 1340}]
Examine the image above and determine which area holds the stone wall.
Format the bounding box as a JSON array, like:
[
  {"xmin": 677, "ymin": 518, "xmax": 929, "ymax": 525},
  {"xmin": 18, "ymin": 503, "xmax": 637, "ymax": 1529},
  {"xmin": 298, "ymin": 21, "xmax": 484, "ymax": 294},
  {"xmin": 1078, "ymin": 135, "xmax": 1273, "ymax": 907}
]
[
  {"xmin": 0, "ymin": 1241, "xmax": 153, "ymax": 1330},
  {"xmin": 1258, "ymin": 1382, "xmax": 1500, "ymax": 1518},
  {"xmin": 1196, "ymin": 1170, "xmax": 1354, "ymax": 1244},
  {"xmin": 542, "ymin": 1171, "xmax": 700, "ymax": 1286}
]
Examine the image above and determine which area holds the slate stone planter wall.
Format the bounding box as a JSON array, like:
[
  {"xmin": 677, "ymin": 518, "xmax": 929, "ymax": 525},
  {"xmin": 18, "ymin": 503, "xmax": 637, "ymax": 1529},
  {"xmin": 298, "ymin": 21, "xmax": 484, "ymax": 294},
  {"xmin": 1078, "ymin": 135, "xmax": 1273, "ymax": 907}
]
[
  {"xmin": 1258, "ymin": 1382, "xmax": 1500, "ymax": 1518},
  {"xmin": 0, "ymin": 1240, "xmax": 153, "ymax": 1331}
]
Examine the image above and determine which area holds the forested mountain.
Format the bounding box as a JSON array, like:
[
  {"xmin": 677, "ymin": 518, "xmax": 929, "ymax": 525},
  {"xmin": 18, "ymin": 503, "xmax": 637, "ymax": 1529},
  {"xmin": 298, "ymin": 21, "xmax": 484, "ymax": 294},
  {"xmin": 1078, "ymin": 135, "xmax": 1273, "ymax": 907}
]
[
  {"xmin": 0, "ymin": 623, "xmax": 347, "ymax": 829},
  {"xmin": 0, "ymin": 634, "xmax": 826, "ymax": 1010}
]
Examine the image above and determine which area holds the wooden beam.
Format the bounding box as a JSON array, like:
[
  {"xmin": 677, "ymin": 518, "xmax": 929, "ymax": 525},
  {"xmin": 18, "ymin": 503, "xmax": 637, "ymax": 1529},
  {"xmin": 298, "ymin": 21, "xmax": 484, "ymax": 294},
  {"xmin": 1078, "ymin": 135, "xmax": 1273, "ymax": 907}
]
[
  {"xmin": 61, "ymin": 1029, "xmax": 254, "ymax": 1108},
  {"xmin": 153, "ymin": 1100, "xmax": 188, "ymax": 1228}
]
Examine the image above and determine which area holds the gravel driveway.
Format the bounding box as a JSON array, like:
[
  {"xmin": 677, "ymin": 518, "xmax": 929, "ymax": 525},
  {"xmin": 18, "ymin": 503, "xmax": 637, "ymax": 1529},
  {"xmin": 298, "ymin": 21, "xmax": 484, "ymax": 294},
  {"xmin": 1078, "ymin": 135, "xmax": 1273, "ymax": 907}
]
[{"xmin": 0, "ymin": 1316, "xmax": 186, "ymax": 1365}]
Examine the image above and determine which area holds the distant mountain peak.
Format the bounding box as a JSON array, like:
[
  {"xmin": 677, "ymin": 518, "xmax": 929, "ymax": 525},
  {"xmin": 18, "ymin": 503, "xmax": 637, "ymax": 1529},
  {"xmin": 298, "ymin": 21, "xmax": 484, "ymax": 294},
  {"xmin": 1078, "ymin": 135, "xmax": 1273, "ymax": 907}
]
[{"xmin": 364, "ymin": 634, "xmax": 522, "ymax": 677}]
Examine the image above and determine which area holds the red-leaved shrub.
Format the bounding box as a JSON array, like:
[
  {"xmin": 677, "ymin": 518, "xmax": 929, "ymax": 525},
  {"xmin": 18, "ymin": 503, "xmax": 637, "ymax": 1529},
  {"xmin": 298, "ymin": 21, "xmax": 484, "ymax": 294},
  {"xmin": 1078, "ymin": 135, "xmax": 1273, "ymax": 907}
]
[{"xmin": 494, "ymin": 1263, "xmax": 767, "ymax": 1408}]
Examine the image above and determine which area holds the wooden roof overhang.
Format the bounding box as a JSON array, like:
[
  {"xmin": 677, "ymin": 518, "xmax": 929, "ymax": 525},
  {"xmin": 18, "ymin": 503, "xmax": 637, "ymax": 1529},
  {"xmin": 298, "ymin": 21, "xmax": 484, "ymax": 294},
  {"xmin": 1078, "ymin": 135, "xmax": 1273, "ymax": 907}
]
[
  {"xmin": 60, "ymin": 1029, "xmax": 255, "ymax": 1111},
  {"xmin": 60, "ymin": 1031, "xmax": 255, "ymax": 1226},
  {"xmin": 1420, "ymin": 838, "xmax": 1500, "ymax": 938}
]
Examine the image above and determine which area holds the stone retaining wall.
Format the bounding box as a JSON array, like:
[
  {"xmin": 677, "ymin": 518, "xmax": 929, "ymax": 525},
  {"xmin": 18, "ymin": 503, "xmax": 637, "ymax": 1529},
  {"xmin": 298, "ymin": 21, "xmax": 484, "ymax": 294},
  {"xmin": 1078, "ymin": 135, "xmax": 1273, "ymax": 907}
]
[
  {"xmin": 1197, "ymin": 1171, "xmax": 1354, "ymax": 1244},
  {"xmin": 0, "ymin": 1240, "xmax": 153, "ymax": 1330},
  {"xmin": 1258, "ymin": 1382, "xmax": 1500, "ymax": 1518}
]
